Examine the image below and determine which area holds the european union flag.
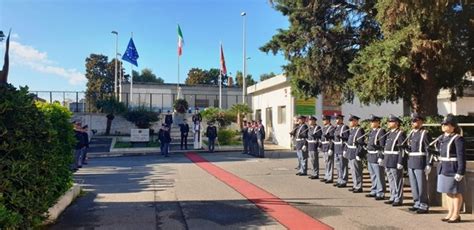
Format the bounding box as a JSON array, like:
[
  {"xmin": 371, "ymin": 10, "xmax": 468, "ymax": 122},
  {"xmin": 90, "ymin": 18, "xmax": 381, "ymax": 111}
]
[{"xmin": 122, "ymin": 38, "xmax": 139, "ymax": 67}]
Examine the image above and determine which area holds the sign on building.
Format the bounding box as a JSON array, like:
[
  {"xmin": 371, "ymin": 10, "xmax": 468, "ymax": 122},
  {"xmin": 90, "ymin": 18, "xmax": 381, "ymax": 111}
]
[
  {"xmin": 295, "ymin": 98, "xmax": 316, "ymax": 115},
  {"xmin": 131, "ymin": 129, "xmax": 150, "ymax": 142}
]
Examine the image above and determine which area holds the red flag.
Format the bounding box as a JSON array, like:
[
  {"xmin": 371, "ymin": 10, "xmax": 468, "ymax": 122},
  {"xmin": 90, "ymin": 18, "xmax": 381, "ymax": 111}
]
[{"xmin": 220, "ymin": 43, "xmax": 227, "ymax": 76}]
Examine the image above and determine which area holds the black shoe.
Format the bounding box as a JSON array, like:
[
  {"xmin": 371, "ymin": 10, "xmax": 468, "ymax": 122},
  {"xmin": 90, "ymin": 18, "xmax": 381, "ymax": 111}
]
[
  {"xmin": 333, "ymin": 183, "xmax": 340, "ymax": 187},
  {"xmin": 392, "ymin": 202, "xmax": 402, "ymax": 207},
  {"xmin": 325, "ymin": 180, "xmax": 333, "ymax": 184},
  {"xmin": 352, "ymin": 189, "xmax": 363, "ymax": 193},
  {"xmin": 447, "ymin": 216, "xmax": 461, "ymax": 223},
  {"xmin": 296, "ymin": 172, "xmax": 302, "ymax": 176},
  {"xmin": 416, "ymin": 209, "xmax": 429, "ymax": 214},
  {"xmin": 366, "ymin": 194, "xmax": 376, "ymax": 198},
  {"xmin": 309, "ymin": 175, "xmax": 319, "ymax": 179},
  {"xmin": 320, "ymin": 179, "xmax": 327, "ymax": 182},
  {"xmin": 299, "ymin": 173, "xmax": 308, "ymax": 176},
  {"xmin": 337, "ymin": 184, "xmax": 347, "ymax": 188},
  {"xmin": 384, "ymin": 200, "xmax": 394, "ymax": 205},
  {"xmin": 375, "ymin": 197, "xmax": 385, "ymax": 201},
  {"xmin": 408, "ymin": 207, "xmax": 418, "ymax": 212},
  {"xmin": 348, "ymin": 188, "xmax": 354, "ymax": 192}
]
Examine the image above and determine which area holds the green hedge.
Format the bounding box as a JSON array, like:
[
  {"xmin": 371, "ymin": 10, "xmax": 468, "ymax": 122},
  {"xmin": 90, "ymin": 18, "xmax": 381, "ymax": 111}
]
[
  {"xmin": 0, "ymin": 84, "xmax": 75, "ymax": 228},
  {"xmin": 124, "ymin": 106, "xmax": 160, "ymax": 128},
  {"xmin": 217, "ymin": 129, "xmax": 239, "ymax": 145}
]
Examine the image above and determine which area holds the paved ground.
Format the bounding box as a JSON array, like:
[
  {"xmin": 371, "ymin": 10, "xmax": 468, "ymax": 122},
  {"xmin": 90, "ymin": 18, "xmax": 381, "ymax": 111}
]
[{"xmin": 50, "ymin": 151, "xmax": 474, "ymax": 230}]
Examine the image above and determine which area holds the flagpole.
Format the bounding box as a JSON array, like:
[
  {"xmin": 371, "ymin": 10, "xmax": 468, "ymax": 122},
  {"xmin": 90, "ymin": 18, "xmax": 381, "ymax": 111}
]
[
  {"xmin": 219, "ymin": 42, "xmax": 222, "ymax": 109},
  {"xmin": 130, "ymin": 32, "xmax": 134, "ymax": 107},
  {"xmin": 177, "ymin": 54, "xmax": 181, "ymax": 99}
]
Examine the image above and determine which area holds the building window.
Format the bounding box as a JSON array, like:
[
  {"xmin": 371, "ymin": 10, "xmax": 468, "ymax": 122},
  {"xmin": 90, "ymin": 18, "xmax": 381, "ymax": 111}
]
[
  {"xmin": 278, "ymin": 106, "xmax": 286, "ymax": 124},
  {"xmin": 255, "ymin": 109, "xmax": 262, "ymax": 121}
]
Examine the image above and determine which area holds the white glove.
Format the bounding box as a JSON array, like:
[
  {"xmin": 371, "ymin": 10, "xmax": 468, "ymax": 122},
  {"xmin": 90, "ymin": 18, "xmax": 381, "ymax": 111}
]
[
  {"xmin": 377, "ymin": 158, "xmax": 383, "ymax": 165},
  {"xmin": 356, "ymin": 156, "xmax": 361, "ymax": 161},
  {"xmin": 328, "ymin": 150, "xmax": 333, "ymax": 156},
  {"xmin": 302, "ymin": 145, "xmax": 307, "ymax": 152},
  {"xmin": 454, "ymin": 174, "xmax": 464, "ymax": 182},
  {"xmin": 342, "ymin": 151, "xmax": 347, "ymax": 158},
  {"xmin": 397, "ymin": 164, "xmax": 403, "ymax": 170},
  {"xmin": 424, "ymin": 165, "xmax": 431, "ymax": 175}
]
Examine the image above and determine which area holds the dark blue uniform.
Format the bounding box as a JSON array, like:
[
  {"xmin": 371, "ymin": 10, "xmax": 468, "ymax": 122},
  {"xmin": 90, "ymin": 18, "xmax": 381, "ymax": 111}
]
[
  {"xmin": 345, "ymin": 127, "xmax": 365, "ymax": 191},
  {"xmin": 241, "ymin": 126, "xmax": 249, "ymax": 154},
  {"xmin": 256, "ymin": 125, "xmax": 265, "ymax": 158},
  {"xmin": 436, "ymin": 134, "xmax": 466, "ymax": 194},
  {"xmin": 334, "ymin": 124, "xmax": 349, "ymax": 185},
  {"xmin": 366, "ymin": 128, "xmax": 387, "ymax": 198},
  {"xmin": 307, "ymin": 125, "xmax": 322, "ymax": 177},
  {"xmin": 407, "ymin": 128, "xmax": 431, "ymax": 211},
  {"xmin": 383, "ymin": 129, "xmax": 406, "ymax": 204}
]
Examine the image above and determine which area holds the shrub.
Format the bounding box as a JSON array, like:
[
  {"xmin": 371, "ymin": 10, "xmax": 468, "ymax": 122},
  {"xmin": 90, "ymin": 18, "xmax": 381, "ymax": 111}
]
[
  {"xmin": 124, "ymin": 106, "xmax": 160, "ymax": 128},
  {"xmin": 200, "ymin": 107, "xmax": 236, "ymax": 128},
  {"xmin": 217, "ymin": 129, "xmax": 238, "ymax": 145},
  {"xmin": 173, "ymin": 99, "xmax": 189, "ymax": 114},
  {"xmin": 0, "ymin": 84, "xmax": 75, "ymax": 228}
]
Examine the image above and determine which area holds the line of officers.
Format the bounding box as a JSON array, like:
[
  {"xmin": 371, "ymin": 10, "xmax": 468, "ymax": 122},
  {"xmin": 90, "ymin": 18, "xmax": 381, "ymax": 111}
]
[{"xmin": 290, "ymin": 113, "xmax": 466, "ymax": 219}]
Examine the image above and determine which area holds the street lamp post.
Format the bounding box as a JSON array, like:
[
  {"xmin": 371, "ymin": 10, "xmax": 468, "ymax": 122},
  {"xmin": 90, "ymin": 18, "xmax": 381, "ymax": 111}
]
[
  {"xmin": 241, "ymin": 12, "xmax": 247, "ymax": 104},
  {"xmin": 117, "ymin": 53, "xmax": 122, "ymax": 102},
  {"xmin": 111, "ymin": 31, "xmax": 118, "ymax": 99}
]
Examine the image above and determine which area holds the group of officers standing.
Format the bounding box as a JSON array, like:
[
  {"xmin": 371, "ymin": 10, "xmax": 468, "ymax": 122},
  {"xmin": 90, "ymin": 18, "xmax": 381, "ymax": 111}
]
[
  {"xmin": 290, "ymin": 113, "xmax": 467, "ymax": 222},
  {"xmin": 241, "ymin": 120, "xmax": 266, "ymax": 158}
]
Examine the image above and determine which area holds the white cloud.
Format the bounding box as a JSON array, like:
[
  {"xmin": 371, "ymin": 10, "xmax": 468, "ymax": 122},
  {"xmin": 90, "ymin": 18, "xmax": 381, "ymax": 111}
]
[
  {"xmin": 11, "ymin": 33, "xmax": 20, "ymax": 39},
  {"xmin": 2, "ymin": 38, "xmax": 86, "ymax": 85}
]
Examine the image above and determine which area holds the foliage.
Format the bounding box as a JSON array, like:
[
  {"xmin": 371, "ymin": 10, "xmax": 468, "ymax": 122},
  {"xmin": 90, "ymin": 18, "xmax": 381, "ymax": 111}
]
[
  {"xmin": 96, "ymin": 97, "xmax": 127, "ymax": 115},
  {"xmin": 85, "ymin": 54, "xmax": 113, "ymax": 112},
  {"xmin": 261, "ymin": 0, "xmax": 380, "ymax": 100},
  {"xmin": 0, "ymin": 84, "xmax": 74, "ymax": 228},
  {"xmin": 235, "ymin": 71, "xmax": 256, "ymax": 87},
  {"xmin": 185, "ymin": 67, "xmax": 228, "ymax": 86},
  {"xmin": 348, "ymin": 0, "xmax": 473, "ymax": 115},
  {"xmin": 132, "ymin": 68, "xmax": 164, "ymax": 84},
  {"xmin": 260, "ymin": 72, "xmax": 277, "ymax": 81},
  {"xmin": 229, "ymin": 103, "xmax": 253, "ymax": 129},
  {"xmin": 124, "ymin": 106, "xmax": 160, "ymax": 129},
  {"xmin": 200, "ymin": 107, "xmax": 235, "ymax": 128},
  {"xmin": 173, "ymin": 99, "xmax": 189, "ymax": 114},
  {"xmin": 217, "ymin": 129, "xmax": 239, "ymax": 145}
]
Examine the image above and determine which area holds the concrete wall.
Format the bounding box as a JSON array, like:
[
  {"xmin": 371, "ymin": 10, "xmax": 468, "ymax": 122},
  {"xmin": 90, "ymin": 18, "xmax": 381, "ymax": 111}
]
[
  {"xmin": 438, "ymin": 97, "xmax": 474, "ymax": 116},
  {"xmin": 72, "ymin": 113, "xmax": 162, "ymax": 135},
  {"xmin": 341, "ymin": 97, "xmax": 405, "ymax": 119}
]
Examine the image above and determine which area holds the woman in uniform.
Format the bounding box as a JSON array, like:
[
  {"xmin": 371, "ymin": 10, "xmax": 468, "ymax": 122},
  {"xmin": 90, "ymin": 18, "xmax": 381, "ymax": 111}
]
[{"xmin": 436, "ymin": 114, "xmax": 466, "ymax": 223}]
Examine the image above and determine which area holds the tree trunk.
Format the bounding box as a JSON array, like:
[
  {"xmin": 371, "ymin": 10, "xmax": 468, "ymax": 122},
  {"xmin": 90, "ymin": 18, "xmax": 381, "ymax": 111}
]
[
  {"xmin": 105, "ymin": 114, "xmax": 115, "ymax": 135},
  {"xmin": 410, "ymin": 73, "xmax": 439, "ymax": 116}
]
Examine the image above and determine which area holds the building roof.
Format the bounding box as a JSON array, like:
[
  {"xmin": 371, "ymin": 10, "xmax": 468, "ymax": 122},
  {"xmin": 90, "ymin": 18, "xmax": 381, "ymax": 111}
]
[{"xmin": 247, "ymin": 74, "xmax": 289, "ymax": 95}]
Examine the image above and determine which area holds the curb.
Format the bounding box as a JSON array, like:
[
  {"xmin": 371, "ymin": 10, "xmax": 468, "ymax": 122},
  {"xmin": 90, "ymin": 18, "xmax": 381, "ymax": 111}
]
[{"xmin": 43, "ymin": 184, "xmax": 81, "ymax": 225}]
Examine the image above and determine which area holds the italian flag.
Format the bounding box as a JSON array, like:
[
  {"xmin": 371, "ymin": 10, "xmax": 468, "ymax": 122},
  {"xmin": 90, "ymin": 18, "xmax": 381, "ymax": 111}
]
[{"xmin": 177, "ymin": 25, "xmax": 184, "ymax": 56}]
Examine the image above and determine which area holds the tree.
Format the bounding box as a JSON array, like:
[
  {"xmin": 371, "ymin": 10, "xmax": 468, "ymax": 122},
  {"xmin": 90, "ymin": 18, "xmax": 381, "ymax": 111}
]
[
  {"xmin": 185, "ymin": 68, "xmax": 228, "ymax": 86},
  {"xmin": 85, "ymin": 54, "xmax": 113, "ymax": 112},
  {"xmin": 348, "ymin": 0, "xmax": 473, "ymax": 116},
  {"xmin": 133, "ymin": 68, "xmax": 164, "ymax": 84},
  {"xmin": 235, "ymin": 71, "xmax": 256, "ymax": 87},
  {"xmin": 260, "ymin": 72, "xmax": 277, "ymax": 81},
  {"xmin": 261, "ymin": 0, "xmax": 380, "ymax": 100},
  {"xmin": 96, "ymin": 97, "xmax": 127, "ymax": 135}
]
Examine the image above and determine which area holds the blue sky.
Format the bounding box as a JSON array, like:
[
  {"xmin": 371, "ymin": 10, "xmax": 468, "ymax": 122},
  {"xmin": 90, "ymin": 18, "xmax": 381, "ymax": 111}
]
[{"xmin": 0, "ymin": 0, "xmax": 288, "ymax": 91}]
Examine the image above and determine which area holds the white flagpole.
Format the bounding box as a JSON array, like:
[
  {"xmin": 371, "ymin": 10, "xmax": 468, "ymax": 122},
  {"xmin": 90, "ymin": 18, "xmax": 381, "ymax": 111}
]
[
  {"xmin": 219, "ymin": 42, "xmax": 222, "ymax": 109},
  {"xmin": 177, "ymin": 54, "xmax": 181, "ymax": 99},
  {"xmin": 119, "ymin": 59, "xmax": 122, "ymax": 102}
]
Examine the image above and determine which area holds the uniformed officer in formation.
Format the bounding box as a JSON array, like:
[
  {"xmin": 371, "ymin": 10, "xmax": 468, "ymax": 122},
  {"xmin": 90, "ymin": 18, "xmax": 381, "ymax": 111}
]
[
  {"xmin": 249, "ymin": 121, "xmax": 258, "ymax": 156},
  {"xmin": 365, "ymin": 115, "xmax": 386, "ymax": 200},
  {"xmin": 256, "ymin": 119, "xmax": 266, "ymax": 158},
  {"xmin": 307, "ymin": 116, "xmax": 322, "ymax": 179},
  {"xmin": 320, "ymin": 115, "xmax": 335, "ymax": 183},
  {"xmin": 383, "ymin": 114, "xmax": 406, "ymax": 206},
  {"xmin": 333, "ymin": 114, "xmax": 350, "ymax": 187},
  {"xmin": 294, "ymin": 115, "xmax": 309, "ymax": 176},
  {"xmin": 345, "ymin": 115, "xmax": 365, "ymax": 193},
  {"xmin": 241, "ymin": 121, "xmax": 249, "ymax": 154},
  {"xmin": 435, "ymin": 114, "xmax": 466, "ymax": 223}
]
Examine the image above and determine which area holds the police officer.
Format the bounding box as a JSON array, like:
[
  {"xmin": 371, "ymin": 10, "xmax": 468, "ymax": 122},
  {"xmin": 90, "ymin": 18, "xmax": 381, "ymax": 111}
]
[
  {"xmin": 345, "ymin": 114, "xmax": 365, "ymax": 193},
  {"xmin": 241, "ymin": 121, "xmax": 249, "ymax": 154},
  {"xmin": 294, "ymin": 115, "xmax": 309, "ymax": 176},
  {"xmin": 406, "ymin": 112, "xmax": 432, "ymax": 213},
  {"xmin": 247, "ymin": 121, "xmax": 255, "ymax": 156},
  {"xmin": 435, "ymin": 114, "xmax": 466, "ymax": 223},
  {"xmin": 366, "ymin": 115, "xmax": 387, "ymax": 200},
  {"xmin": 320, "ymin": 115, "xmax": 335, "ymax": 183},
  {"xmin": 333, "ymin": 114, "xmax": 350, "ymax": 187},
  {"xmin": 383, "ymin": 114, "xmax": 406, "ymax": 206},
  {"xmin": 205, "ymin": 122, "xmax": 217, "ymax": 153},
  {"xmin": 256, "ymin": 120, "xmax": 266, "ymax": 158},
  {"xmin": 307, "ymin": 116, "xmax": 322, "ymax": 179},
  {"xmin": 179, "ymin": 119, "xmax": 190, "ymax": 150},
  {"xmin": 251, "ymin": 121, "xmax": 259, "ymax": 157}
]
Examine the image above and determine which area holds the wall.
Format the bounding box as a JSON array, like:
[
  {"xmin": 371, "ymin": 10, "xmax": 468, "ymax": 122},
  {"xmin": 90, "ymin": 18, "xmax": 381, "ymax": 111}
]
[
  {"xmin": 72, "ymin": 113, "xmax": 165, "ymax": 135},
  {"xmin": 341, "ymin": 97, "xmax": 405, "ymax": 119},
  {"xmin": 438, "ymin": 97, "xmax": 474, "ymax": 116}
]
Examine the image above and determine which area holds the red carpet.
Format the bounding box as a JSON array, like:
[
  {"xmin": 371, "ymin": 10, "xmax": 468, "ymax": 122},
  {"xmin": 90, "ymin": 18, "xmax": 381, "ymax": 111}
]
[{"xmin": 185, "ymin": 152, "xmax": 333, "ymax": 230}]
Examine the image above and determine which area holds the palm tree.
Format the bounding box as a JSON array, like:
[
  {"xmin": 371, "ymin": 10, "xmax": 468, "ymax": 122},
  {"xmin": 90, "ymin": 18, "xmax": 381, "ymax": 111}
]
[{"xmin": 229, "ymin": 103, "xmax": 252, "ymax": 129}]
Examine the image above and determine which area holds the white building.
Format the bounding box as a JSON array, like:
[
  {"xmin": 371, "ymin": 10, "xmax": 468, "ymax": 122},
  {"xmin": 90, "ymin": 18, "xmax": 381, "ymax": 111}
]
[{"xmin": 248, "ymin": 74, "xmax": 474, "ymax": 149}]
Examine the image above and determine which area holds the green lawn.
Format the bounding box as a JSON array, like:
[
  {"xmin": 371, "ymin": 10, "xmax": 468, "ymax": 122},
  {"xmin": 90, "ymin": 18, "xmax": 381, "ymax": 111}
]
[{"xmin": 114, "ymin": 141, "xmax": 160, "ymax": 148}]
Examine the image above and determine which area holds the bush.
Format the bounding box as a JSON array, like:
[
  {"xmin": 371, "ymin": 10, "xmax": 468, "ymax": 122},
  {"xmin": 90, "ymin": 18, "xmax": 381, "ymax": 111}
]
[
  {"xmin": 200, "ymin": 107, "xmax": 236, "ymax": 128},
  {"xmin": 173, "ymin": 99, "xmax": 188, "ymax": 114},
  {"xmin": 124, "ymin": 106, "xmax": 160, "ymax": 128},
  {"xmin": 0, "ymin": 84, "xmax": 75, "ymax": 228},
  {"xmin": 217, "ymin": 129, "xmax": 238, "ymax": 145}
]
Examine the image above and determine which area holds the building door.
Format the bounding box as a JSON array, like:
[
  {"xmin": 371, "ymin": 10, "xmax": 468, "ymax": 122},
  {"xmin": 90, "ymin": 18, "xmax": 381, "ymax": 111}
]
[{"xmin": 265, "ymin": 107, "xmax": 273, "ymax": 141}]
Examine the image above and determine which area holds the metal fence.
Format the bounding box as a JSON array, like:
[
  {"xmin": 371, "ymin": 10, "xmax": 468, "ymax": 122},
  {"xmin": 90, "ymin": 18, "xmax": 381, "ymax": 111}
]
[{"xmin": 31, "ymin": 91, "xmax": 252, "ymax": 113}]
